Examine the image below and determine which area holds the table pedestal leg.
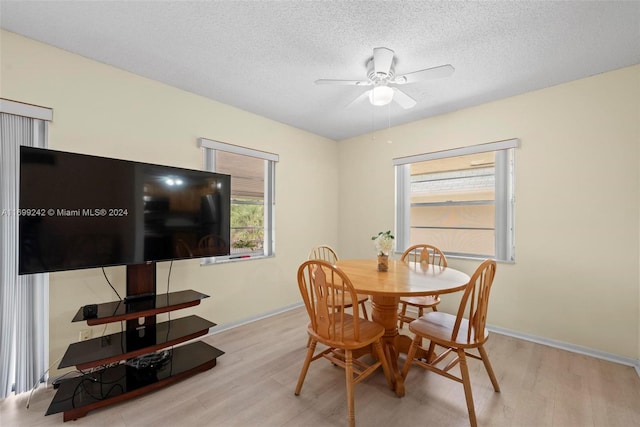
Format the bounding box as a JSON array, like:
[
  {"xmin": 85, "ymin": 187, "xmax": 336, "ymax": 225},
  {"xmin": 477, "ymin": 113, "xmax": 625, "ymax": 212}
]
[{"xmin": 371, "ymin": 295, "xmax": 405, "ymax": 397}]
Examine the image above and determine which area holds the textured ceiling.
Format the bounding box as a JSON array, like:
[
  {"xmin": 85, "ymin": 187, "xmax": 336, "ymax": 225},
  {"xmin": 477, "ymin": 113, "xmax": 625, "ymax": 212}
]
[{"xmin": 1, "ymin": 1, "xmax": 639, "ymax": 141}]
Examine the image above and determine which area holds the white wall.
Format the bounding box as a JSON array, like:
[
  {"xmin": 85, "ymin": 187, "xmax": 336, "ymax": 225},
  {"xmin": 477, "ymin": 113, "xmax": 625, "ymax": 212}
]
[
  {"xmin": 338, "ymin": 65, "xmax": 640, "ymax": 360},
  {"xmin": 0, "ymin": 30, "xmax": 339, "ymax": 376}
]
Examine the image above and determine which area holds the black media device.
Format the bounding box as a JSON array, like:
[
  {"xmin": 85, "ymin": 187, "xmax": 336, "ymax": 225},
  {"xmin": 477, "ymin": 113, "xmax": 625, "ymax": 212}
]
[
  {"xmin": 18, "ymin": 146, "xmax": 231, "ymax": 275},
  {"xmin": 82, "ymin": 304, "xmax": 98, "ymax": 318}
]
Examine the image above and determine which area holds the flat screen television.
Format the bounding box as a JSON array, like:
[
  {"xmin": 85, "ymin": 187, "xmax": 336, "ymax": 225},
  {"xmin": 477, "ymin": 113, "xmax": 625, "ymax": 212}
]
[{"xmin": 19, "ymin": 146, "xmax": 231, "ymax": 275}]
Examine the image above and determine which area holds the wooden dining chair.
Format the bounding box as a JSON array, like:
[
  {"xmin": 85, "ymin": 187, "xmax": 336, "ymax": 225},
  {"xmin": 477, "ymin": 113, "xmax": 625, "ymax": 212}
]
[
  {"xmin": 295, "ymin": 260, "xmax": 394, "ymax": 427},
  {"xmin": 308, "ymin": 245, "xmax": 369, "ymax": 320},
  {"xmin": 175, "ymin": 238, "xmax": 194, "ymax": 258},
  {"xmin": 401, "ymin": 259, "xmax": 500, "ymax": 427},
  {"xmin": 397, "ymin": 244, "xmax": 447, "ymax": 328},
  {"xmin": 197, "ymin": 234, "xmax": 228, "ymax": 256}
]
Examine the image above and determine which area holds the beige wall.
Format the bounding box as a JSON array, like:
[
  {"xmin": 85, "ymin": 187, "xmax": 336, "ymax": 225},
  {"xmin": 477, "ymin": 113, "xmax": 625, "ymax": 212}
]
[
  {"xmin": 338, "ymin": 65, "xmax": 640, "ymax": 360},
  {"xmin": 1, "ymin": 30, "xmax": 339, "ymax": 376}
]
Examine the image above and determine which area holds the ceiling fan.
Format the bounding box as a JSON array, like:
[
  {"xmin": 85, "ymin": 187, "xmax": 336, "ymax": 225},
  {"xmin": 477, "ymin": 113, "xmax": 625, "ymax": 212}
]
[{"xmin": 315, "ymin": 47, "xmax": 454, "ymax": 109}]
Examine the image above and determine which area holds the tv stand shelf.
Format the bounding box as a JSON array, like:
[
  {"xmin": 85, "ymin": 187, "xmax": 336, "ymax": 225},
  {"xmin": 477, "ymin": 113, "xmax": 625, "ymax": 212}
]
[
  {"xmin": 59, "ymin": 315, "xmax": 216, "ymax": 370},
  {"xmin": 72, "ymin": 289, "xmax": 210, "ymax": 325},
  {"xmin": 46, "ymin": 341, "xmax": 223, "ymax": 422},
  {"xmin": 46, "ymin": 263, "xmax": 223, "ymax": 422}
]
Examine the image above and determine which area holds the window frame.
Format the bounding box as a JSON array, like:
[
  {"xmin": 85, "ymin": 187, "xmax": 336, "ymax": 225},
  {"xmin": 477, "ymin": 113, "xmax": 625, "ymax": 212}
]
[
  {"xmin": 198, "ymin": 138, "xmax": 278, "ymax": 263},
  {"xmin": 394, "ymin": 139, "xmax": 518, "ymax": 262}
]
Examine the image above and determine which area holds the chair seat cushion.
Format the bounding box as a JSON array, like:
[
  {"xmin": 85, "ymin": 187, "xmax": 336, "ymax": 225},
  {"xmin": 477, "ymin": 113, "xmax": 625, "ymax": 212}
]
[
  {"xmin": 399, "ymin": 295, "xmax": 440, "ymax": 307},
  {"xmin": 308, "ymin": 313, "xmax": 384, "ymax": 350},
  {"xmin": 408, "ymin": 311, "xmax": 488, "ymax": 348}
]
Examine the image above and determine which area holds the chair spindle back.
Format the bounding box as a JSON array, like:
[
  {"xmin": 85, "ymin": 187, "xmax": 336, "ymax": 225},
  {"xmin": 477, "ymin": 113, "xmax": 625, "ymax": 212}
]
[
  {"xmin": 307, "ymin": 245, "xmax": 339, "ymax": 264},
  {"xmin": 297, "ymin": 260, "xmax": 361, "ymax": 345},
  {"xmin": 401, "ymin": 244, "xmax": 448, "ymax": 267},
  {"xmin": 452, "ymin": 259, "xmax": 496, "ymax": 344}
]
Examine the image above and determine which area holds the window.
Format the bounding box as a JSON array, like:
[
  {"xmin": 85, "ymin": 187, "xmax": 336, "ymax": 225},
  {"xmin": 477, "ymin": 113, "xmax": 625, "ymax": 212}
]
[
  {"xmin": 199, "ymin": 138, "xmax": 278, "ymax": 261},
  {"xmin": 394, "ymin": 139, "xmax": 517, "ymax": 262},
  {"xmin": 0, "ymin": 98, "xmax": 51, "ymax": 397}
]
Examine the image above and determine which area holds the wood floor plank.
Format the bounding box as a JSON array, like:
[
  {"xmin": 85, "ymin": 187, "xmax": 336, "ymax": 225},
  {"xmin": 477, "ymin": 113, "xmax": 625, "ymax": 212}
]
[{"xmin": 1, "ymin": 306, "xmax": 639, "ymax": 426}]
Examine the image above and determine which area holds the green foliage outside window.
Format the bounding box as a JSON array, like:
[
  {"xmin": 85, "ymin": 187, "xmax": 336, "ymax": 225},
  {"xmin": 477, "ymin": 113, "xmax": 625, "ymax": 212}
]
[{"xmin": 231, "ymin": 198, "xmax": 264, "ymax": 251}]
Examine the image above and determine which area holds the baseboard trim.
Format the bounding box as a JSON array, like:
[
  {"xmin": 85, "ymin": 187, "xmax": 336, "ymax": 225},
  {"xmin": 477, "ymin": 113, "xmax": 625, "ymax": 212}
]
[
  {"xmin": 206, "ymin": 302, "xmax": 304, "ymax": 336},
  {"xmin": 487, "ymin": 324, "xmax": 640, "ymax": 378},
  {"xmin": 204, "ymin": 303, "xmax": 640, "ymax": 379}
]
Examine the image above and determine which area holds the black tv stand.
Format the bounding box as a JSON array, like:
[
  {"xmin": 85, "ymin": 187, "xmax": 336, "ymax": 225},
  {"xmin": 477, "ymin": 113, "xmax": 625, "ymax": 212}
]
[
  {"xmin": 46, "ymin": 263, "xmax": 223, "ymax": 421},
  {"xmin": 123, "ymin": 292, "xmax": 155, "ymax": 303}
]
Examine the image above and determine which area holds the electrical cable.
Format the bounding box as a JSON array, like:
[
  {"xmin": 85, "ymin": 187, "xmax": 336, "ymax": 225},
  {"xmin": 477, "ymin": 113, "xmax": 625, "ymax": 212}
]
[
  {"xmin": 166, "ymin": 260, "xmax": 173, "ymax": 323},
  {"xmin": 166, "ymin": 260, "xmax": 172, "ymax": 295},
  {"xmin": 50, "ymin": 369, "xmax": 82, "ymax": 385},
  {"xmin": 99, "ymin": 268, "xmax": 124, "ymax": 352},
  {"xmin": 166, "ymin": 262, "xmax": 173, "ymax": 354},
  {"xmin": 101, "ymin": 267, "xmax": 122, "ymax": 300},
  {"xmin": 28, "ymin": 269, "xmax": 122, "ymax": 409},
  {"xmin": 25, "ymin": 354, "xmax": 63, "ymax": 409},
  {"xmin": 69, "ymin": 377, "xmax": 124, "ymax": 407},
  {"xmin": 76, "ymin": 366, "xmax": 127, "ymax": 385}
]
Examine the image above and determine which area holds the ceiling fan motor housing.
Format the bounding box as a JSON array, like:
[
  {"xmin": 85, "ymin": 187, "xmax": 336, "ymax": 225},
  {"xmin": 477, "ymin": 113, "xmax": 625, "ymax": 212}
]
[{"xmin": 366, "ymin": 58, "xmax": 395, "ymax": 84}]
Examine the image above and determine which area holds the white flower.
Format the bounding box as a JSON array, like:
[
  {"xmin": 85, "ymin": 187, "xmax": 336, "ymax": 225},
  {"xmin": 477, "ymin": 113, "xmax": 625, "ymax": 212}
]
[{"xmin": 372, "ymin": 230, "xmax": 394, "ymax": 256}]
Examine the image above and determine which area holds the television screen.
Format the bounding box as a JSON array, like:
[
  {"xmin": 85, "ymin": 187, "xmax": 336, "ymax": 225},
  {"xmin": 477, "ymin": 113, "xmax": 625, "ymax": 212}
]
[{"xmin": 19, "ymin": 146, "xmax": 231, "ymax": 274}]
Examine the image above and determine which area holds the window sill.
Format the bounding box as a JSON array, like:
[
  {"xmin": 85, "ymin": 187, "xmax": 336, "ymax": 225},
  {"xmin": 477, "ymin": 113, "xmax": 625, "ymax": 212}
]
[
  {"xmin": 445, "ymin": 254, "xmax": 515, "ymax": 264},
  {"xmin": 199, "ymin": 254, "xmax": 274, "ymax": 266},
  {"xmin": 392, "ymin": 251, "xmax": 514, "ymax": 264}
]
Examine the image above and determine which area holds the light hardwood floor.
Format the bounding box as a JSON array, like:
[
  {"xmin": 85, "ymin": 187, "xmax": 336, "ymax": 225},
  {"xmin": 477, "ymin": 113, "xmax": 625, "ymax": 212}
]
[{"xmin": 2, "ymin": 306, "xmax": 639, "ymax": 427}]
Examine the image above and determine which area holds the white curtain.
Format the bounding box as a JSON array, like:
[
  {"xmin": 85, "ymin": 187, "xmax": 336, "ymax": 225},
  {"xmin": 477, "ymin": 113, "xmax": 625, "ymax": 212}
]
[{"xmin": 0, "ymin": 112, "xmax": 49, "ymax": 398}]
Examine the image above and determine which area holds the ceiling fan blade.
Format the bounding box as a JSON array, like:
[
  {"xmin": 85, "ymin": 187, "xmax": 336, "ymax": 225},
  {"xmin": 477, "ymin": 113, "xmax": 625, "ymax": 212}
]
[
  {"xmin": 346, "ymin": 90, "xmax": 372, "ymax": 108},
  {"xmin": 373, "ymin": 47, "xmax": 395, "ymax": 75},
  {"xmin": 392, "ymin": 88, "xmax": 417, "ymax": 109},
  {"xmin": 314, "ymin": 79, "xmax": 370, "ymax": 85},
  {"xmin": 394, "ymin": 64, "xmax": 455, "ymax": 84}
]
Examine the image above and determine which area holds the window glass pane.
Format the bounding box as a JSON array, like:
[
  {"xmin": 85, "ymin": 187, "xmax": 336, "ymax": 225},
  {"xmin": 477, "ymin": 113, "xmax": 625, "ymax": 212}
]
[
  {"xmin": 215, "ymin": 151, "xmax": 264, "ymax": 198},
  {"xmin": 215, "ymin": 151, "xmax": 265, "ymax": 254},
  {"xmin": 407, "ymin": 152, "xmax": 499, "ymax": 258},
  {"xmin": 230, "ymin": 198, "xmax": 264, "ymax": 254}
]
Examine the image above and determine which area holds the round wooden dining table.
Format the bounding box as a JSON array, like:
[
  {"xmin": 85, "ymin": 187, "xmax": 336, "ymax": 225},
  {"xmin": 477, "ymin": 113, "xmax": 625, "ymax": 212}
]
[{"xmin": 335, "ymin": 258, "xmax": 470, "ymax": 397}]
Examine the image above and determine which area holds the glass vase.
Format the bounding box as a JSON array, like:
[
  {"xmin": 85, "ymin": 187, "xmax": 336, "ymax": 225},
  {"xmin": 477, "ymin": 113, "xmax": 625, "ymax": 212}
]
[{"xmin": 377, "ymin": 254, "xmax": 389, "ymax": 272}]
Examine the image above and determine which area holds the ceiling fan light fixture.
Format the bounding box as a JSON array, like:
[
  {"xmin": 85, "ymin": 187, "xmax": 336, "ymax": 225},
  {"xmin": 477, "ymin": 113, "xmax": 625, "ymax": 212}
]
[{"xmin": 369, "ymin": 85, "xmax": 394, "ymax": 106}]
